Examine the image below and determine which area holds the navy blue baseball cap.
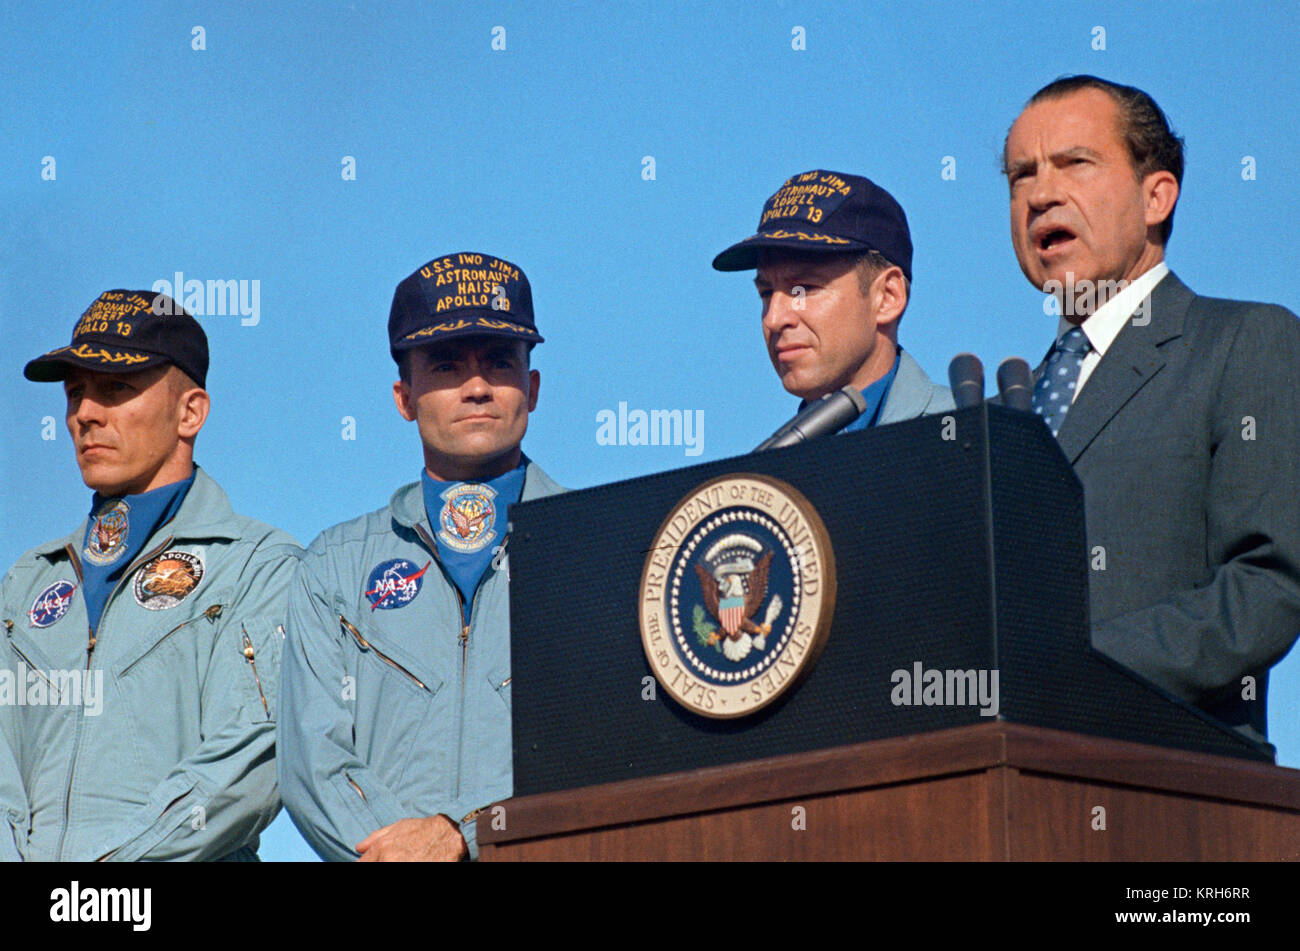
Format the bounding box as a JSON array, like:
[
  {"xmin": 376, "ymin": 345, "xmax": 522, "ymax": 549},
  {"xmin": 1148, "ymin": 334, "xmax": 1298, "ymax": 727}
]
[
  {"xmin": 389, "ymin": 252, "xmax": 543, "ymax": 359},
  {"xmin": 24, "ymin": 289, "xmax": 209, "ymax": 387},
  {"xmin": 712, "ymin": 169, "xmax": 913, "ymax": 281}
]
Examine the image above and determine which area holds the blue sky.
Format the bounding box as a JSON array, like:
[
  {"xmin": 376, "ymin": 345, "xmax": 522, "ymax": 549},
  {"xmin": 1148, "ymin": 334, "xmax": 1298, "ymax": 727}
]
[{"xmin": 2, "ymin": 1, "xmax": 1297, "ymax": 861}]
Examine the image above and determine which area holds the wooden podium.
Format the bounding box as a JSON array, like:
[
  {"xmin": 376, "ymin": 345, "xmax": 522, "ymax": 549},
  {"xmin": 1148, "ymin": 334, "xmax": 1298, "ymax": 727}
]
[
  {"xmin": 494, "ymin": 409, "xmax": 1294, "ymax": 861},
  {"xmin": 480, "ymin": 723, "xmax": 1300, "ymax": 861}
]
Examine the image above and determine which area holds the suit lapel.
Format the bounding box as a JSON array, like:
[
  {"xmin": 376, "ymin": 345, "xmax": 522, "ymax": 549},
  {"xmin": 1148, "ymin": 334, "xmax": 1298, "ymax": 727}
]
[{"xmin": 1042, "ymin": 272, "xmax": 1194, "ymax": 464}]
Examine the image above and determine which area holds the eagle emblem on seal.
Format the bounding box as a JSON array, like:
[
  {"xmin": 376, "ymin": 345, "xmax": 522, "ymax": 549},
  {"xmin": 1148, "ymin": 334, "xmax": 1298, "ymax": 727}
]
[{"xmin": 693, "ymin": 534, "xmax": 784, "ymax": 662}]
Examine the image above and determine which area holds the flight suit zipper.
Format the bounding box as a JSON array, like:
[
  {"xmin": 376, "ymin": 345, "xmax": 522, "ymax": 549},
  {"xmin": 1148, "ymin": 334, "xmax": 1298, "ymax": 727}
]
[
  {"xmin": 241, "ymin": 624, "xmax": 271, "ymax": 720},
  {"xmin": 413, "ymin": 523, "xmax": 465, "ymax": 662},
  {"xmin": 412, "ymin": 521, "xmax": 503, "ymax": 801},
  {"xmin": 413, "ymin": 523, "xmax": 470, "ymax": 796},
  {"xmin": 57, "ymin": 534, "xmax": 174, "ymax": 861},
  {"xmin": 338, "ymin": 615, "xmax": 429, "ymax": 691}
]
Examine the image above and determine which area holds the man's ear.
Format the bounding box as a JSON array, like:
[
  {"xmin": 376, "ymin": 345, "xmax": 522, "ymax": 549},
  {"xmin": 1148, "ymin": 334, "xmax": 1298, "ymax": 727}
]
[
  {"xmin": 527, "ymin": 369, "xmax": 540, "ymax": 413},
  {"xmin": 393, "ymin": 379, "xmax": 417, "ymax": 422},
  {"xmin": 177, "ymin": 387, "xmax": 210, "ymax": 440},
  {"xmin": 871, "ymin": 266, "xmax": 908, "ymax": 330},
  {"xmin": 1143, "ymin": 170, "xmax": 1179, "ymax": 233}
]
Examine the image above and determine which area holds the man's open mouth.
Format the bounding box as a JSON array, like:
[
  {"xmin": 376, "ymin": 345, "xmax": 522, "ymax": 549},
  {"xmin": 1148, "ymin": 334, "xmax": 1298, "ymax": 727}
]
[{"xmin": 1038, "ymin": 228, "xmax": 1076, "ymax": 251}]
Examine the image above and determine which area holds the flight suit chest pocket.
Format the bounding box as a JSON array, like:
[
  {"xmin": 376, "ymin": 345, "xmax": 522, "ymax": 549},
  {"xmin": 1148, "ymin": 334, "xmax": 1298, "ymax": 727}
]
[
  {"xmin": 3, "ymin": 616, "xmax": 57, "ymax": 680},
  {"xmin": 113, "ymin": 596, "xmax": 230, "ymax": 680},
  {"xmin": 337, "ymin": 613, "xmax": 441, "ymax": 700}
]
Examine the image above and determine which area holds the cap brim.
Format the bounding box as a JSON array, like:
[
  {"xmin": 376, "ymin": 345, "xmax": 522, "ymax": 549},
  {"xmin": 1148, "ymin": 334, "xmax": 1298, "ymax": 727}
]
[
  {"xmin": 392, "ymin": 311, "xmax": 544, "ymax": 350},
  {"xmin": 712, "ymin": 232, "xmax": 874, "ymax": 271},
  {"xmin": 23, "ymin": 344, "xmax": 170, "ymax": 382}
]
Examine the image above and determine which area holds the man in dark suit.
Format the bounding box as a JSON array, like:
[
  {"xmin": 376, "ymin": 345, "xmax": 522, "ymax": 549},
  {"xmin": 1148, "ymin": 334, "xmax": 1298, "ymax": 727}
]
[{"xmin": 1002, "ymin": 75, "xmax": 1300, "ymax": 749}]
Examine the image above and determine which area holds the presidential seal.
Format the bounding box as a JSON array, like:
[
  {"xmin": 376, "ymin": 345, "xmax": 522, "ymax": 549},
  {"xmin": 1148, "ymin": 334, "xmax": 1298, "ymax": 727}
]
[
  {"xmin": 639, "ymin": 474, "xmax": 835, "ymax": 719},
  {"xmin": 133, "ymin": 551, "xmax": 205, "ymax": 610}
]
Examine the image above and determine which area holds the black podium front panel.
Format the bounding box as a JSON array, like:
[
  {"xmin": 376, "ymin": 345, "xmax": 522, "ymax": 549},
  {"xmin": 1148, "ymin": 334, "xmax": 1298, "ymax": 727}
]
[{"xmin": 508, "ymin": 407, "xmax": 1268, "ymax": 797}]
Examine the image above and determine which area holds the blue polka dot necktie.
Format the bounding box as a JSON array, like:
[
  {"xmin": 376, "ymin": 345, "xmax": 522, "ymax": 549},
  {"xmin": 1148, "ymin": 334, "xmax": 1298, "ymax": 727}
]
[{"xmin": 1033, "ymin": 327, "xmax": 1091, "ymax": 437}]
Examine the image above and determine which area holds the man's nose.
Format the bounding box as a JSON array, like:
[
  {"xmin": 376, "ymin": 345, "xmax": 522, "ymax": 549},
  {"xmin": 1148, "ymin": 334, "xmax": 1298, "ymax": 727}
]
[
  {"xmin": 762, "ymin": 292, "xmax": 799, "ymax": 334},
  {"xmin": 72, "ymin": 393, "xmax": 107, "ymax": 427},
  {"xmin": 460, "ymin": 363, "xmax": 492, "ymax": 399},
  {"xmin": 1026, "ymin": 162, "xmax": 1065, "ymax": 211}
]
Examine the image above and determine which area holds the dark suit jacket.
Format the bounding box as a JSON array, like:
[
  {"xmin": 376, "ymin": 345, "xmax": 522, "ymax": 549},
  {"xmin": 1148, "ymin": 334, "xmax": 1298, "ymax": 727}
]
[{"xmin": 1036, "ymin": 271, "xmax": 1300, "ymax": 748}]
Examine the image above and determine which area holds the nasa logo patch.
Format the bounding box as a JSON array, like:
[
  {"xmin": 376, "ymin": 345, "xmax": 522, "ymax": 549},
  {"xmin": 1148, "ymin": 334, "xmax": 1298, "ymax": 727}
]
[
  {"xmin": 364, "ymin": 558, "xmax": 430, "ymax": 611},
  {"xmin": 437, "ymin": 484, "xmax": 498, "ymax": 553},
  {"xmin": 133, "ymin": 551, "xmax": 205, "ymax": 610},
  {"xmin": 28, "ymin": 580, "xmax": 76, "ymax": 629},
  {"xmin": 639, "ymin": 474, "xmax": 836, "ymax": 719},
  {"xmin": 84, "ymin": 499, "xmax": 130, "ymax": 565}
]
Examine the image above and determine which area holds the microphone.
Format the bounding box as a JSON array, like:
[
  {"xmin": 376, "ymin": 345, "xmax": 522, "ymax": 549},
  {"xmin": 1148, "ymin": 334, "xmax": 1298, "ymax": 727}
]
[
  {"xmin": 996, "ymin": 358, "xmax": 1034, "ymax": 413},
  {"xmin": 947, "ymin": 353, "xmax": 984, "ymax": 409},
  {"xmin": 755, "ymin": 386, "xmax": 868, "ymax": 451}
]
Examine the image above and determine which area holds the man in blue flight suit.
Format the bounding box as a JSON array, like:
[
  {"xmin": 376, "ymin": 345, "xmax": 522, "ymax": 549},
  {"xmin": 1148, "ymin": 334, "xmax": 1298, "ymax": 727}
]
[
  {"xmin": 713, "ymin": 169, "xmax": 954, "ymax": 427},
  {"xmin": 279, "ymin": 252, "xmax": 564, "ymax": 861},
  {"xmin": 0, "ymin": 290, "xmax": 300, "ymax": 861}
]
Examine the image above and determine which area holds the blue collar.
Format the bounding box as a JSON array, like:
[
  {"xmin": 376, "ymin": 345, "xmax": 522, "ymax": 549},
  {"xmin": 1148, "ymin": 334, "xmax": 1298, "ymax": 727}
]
[
  {"xmin": 79, "ymin": 469, "xmax": 197, "ymax": 631},
  {"xmin": 421, "ymin": 460, "xmax": 528, "ymax": 618},
  {"xmin": 797, "ymin": 346, "xmax": 901, "ymax": 435}
]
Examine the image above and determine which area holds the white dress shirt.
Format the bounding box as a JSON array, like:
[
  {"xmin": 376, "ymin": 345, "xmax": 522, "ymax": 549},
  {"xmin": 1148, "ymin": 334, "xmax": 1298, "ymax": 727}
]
[{"xmin": 1054, "ymin": 261, "xmax": 1170, "ymax": 402}]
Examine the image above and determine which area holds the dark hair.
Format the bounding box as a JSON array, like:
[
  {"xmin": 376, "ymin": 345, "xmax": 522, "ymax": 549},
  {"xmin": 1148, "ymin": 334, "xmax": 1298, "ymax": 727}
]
[
  {"xmin": 854, "ymin": 250, "xmax": 909, "ymax": 325},
  {"xmin": 396, "ymin": 339, "xmax": 533, "ymax": 384},
  {"xmin": 1012, "ymin": 75, "xmax": 1184, "ymax": 244},
  {"xmin": 854, "ymin": 250, "xmax": 904, "ymax": 295}
]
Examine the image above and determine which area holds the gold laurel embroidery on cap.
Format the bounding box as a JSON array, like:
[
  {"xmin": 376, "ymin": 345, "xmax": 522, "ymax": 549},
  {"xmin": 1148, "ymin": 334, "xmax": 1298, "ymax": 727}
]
[
  {"xmin": 66, "ymin": 344, "xmax": 151, "ymax": 365},
  {"xmin": 404, "ymin": 318, "xmax": 474, "ymax": 340},
  {"xmin": 760, "ymin": 230, "xmax": 852, "ymax": 245},
  {"xmin": 474, "ymin": 317, "xmax": 526, "ymax": 332}
]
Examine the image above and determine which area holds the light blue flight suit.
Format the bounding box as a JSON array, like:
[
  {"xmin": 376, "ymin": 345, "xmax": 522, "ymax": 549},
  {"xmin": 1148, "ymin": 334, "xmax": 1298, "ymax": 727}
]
[
  {"xmin": 0, "ymin": 468, "xmax": 300, "ymax": 860},
  {"xmin": 278, "ymin": 462, "xmax": 564, "ymax": 861}
]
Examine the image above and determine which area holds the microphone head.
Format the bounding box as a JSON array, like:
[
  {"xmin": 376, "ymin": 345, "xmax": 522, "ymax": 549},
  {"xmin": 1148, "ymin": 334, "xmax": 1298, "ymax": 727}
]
[
  {"xmin": 754, "ymin": 386, "xmax": 868, "ymax": 451},
  {"xmin": 996, "ymin": 357, "xmax": 1034, "ymax": 413},
  {"xmin": 947, "ymin": 353, "xmax": 984, "ymax": 410},
  {"xmin": 836, "ymin": 385, "xmax": 868, "ymax": 415}
]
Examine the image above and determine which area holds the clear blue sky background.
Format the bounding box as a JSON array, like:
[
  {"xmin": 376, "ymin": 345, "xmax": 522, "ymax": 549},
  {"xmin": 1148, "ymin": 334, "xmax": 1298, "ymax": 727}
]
[{"xmin": 2, "ymin": 1, "xmax": 1296, "ymax": 861}]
